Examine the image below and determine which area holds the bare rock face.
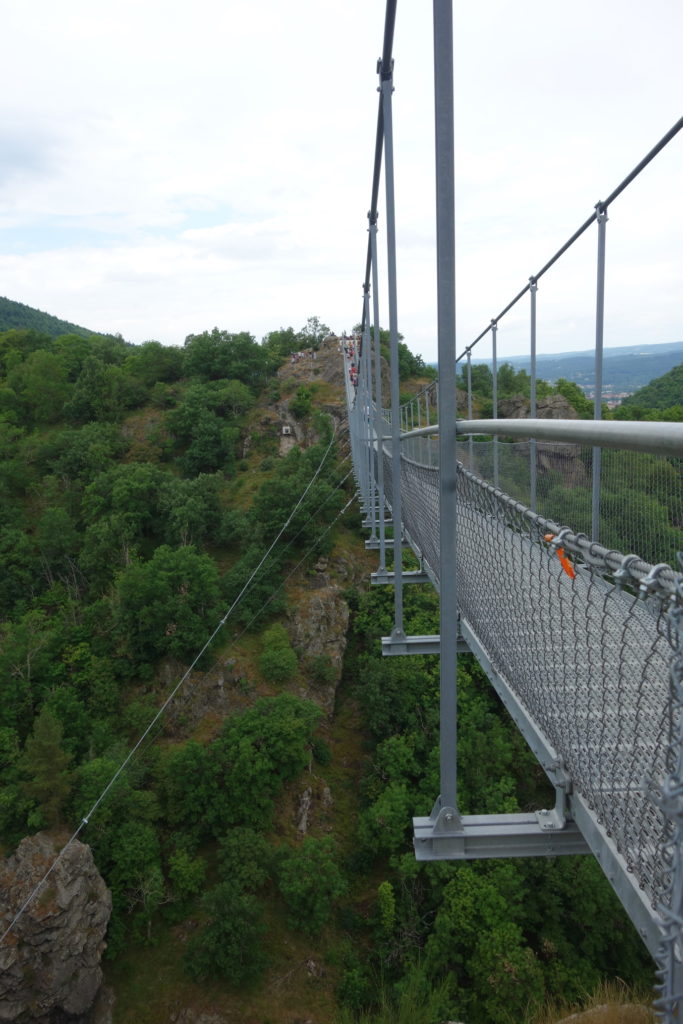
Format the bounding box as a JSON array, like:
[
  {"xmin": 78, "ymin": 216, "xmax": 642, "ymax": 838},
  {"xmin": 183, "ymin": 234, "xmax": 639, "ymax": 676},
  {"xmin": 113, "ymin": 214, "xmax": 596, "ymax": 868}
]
[
  {"xmin": 287, "ymin": 568, "xmax": 350, "ymax": 714},
  {"xmin": 493, "ymin": 393, "xmax": 588, "ymax": 489},
  {"xmin": 0, "ymin": 832, "xmax": 112, "ymax": 1023},
  {"xmin": 498, "ymin": 393, "xmax": 579, "ymax": 420},
  {"xmin": 296, "ymin": 788, "xmax": 313, "ymax": 834}
]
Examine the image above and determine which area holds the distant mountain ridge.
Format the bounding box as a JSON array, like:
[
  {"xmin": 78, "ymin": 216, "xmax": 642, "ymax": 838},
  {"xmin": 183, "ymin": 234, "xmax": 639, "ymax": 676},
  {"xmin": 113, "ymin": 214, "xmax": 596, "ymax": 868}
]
[
  {"xmin": 0, "ymin": 295, "xmax": 96, "ymax": 339},
  {"xmin": 468, "ymin": 340, "xmax": 683, "ymax": 397},
  {"xmin": 619, "ymin": 362, "xmax": 683, "ymax": 411}
]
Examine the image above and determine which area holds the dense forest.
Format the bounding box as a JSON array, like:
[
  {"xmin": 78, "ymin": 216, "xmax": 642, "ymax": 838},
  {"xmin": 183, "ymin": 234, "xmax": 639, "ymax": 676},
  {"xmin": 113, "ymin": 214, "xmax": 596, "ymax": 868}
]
[
  {"xmin": 615, "ymin": 362, "xmax": 683, "ymax": 420},
  {"xmin": 0, "ymin": 315, "xmax": 668, "ymax": 1023},
  {"xmin": 0, "ymin": 295, "xmax": 96, "ymax": 340}
]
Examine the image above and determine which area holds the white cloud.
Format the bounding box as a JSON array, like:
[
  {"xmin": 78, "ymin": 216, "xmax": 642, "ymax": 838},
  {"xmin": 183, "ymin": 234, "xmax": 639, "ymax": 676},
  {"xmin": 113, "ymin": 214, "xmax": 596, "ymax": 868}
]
[{"xmin": 0, "ymin": 0, "xmax": 681, "ymax": 363}]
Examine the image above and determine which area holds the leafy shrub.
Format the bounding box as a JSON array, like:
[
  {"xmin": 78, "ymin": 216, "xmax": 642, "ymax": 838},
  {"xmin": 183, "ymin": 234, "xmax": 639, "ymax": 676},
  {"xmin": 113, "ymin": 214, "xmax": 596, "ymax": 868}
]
[
  {"xmin": 290, "ymin": 385, "xmax": 313, "ymax": 419},
  {"xmin": 258, "ymin": 623, "xmax": 298, "ymax": 684},
  {"xmin": 184, "ymin": 881, "xmax": 266, "ymax": 985},
  {"xmin": 311, "ymin": 737, "xmax": 331, "ymax": 766},
  {"xmin": 276, "ymin": 836, "xmax": 347, "ymax": 935},
  {"xmin": 309, "ymin": 653, "xmax": 336, "ymax": 686}
]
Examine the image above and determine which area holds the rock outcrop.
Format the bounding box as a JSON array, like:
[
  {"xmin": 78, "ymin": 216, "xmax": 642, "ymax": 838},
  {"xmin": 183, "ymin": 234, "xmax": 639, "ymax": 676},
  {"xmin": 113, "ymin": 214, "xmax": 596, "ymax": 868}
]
[
  {"xmin": 0, "ymin": 832, "xmax": 111, "ymax": 1023},
  {"xmin": 287, "ymin": 559, "xmax": 350, "ymax": 714},
  {"xmin": 498, "ymin": 393, "xmax": 579, "ymax": 420},
  {"xmin": 495, "ymin": 393, "xmax": 588, "ymax": 488}
]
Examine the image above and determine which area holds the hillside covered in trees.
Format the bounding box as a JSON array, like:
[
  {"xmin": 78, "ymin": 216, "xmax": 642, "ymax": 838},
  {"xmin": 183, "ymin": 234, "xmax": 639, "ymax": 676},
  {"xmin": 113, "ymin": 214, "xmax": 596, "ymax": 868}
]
[
  {"xmin": 615, "ymin": 361, "xmax": 683, "ymax": 420},
  {"xmin": 0, "ymin": 319, "xmax": 659, "ymax": 1023},
  {"xmin": 0, "ymin": 295, "xmax": 98, "ymax": 340}
]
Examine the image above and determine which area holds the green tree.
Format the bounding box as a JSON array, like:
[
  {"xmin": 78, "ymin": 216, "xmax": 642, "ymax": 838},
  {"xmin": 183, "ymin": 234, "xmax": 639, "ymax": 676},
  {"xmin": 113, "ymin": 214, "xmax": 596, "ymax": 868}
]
[
  {"xmin": 262, "ymin": 326, "xmax": 300, "ymax": 360},
  {"xmin": 6, "ymin": 349, "xmax": 71, "ymax": 424},
  {"xmin": 123, "ymin": 340, "xmax": 183, "ymax": 386},
  {"xmin": 114, "ymin": 545, "xmax": 222, "ymax": 662},
  {"xmin": 21, "ymin": 706, "xmax": 73, "ymax": 829},
  {"xmin": 65, "ymin": 355, "xmax": 140, "ymax": 423},
  {"xmin": 163, "ymin": 696, "xmax": 320, "ymax": 839},
  {"xmin": 161, "ymin": 475, "xmax": 222, "ymax": 547},
  {"xmin": 299, "ymin": 316, "xmax": 331, "ymax": 348},
  {"xmin": 168, "ymin": 847, "xmax": 206, "ymax": 902},
  {"xmin": 182, "ymin": 329, "xmax": 269, "ymax": 389},
  {"xmin": 290, "ymin": 384, "xmax": 313, "ymax": 419},
  {"xmin": 258, "ymin": 623, "xmax": 298, "ymax": 684},
  {"xmin": 218, "ymin": 827, "xmax": 271, "ymax": 891},
  {"xmin": 0, "ymin": 527, "xmax": 38, "ymax": 616},
  {"xmin": 184, "ymin": 880, "xmax": 267, "ymax": 985},
  {"xmin": 0, "ymin": 609, "xmax": 64, "ymax": 734},
  {"xmin": 554, "ymin": 377, "xmax": 593, "ymax": 418},
  {"xmin": 0, "ymin": 328, "xmax": 53, "ymax": 374},
  {"xmin": 35, "ymin": 507, "xmax": 80, "ymax": 586},
  {"xmin": 166, "ymin": 383, "xmax": 243, "ymax": 476},
  {"xmin": 47, "ymin": 422, "xmax": 127, "ymax": 484},
  {"xmin": 276, "ymin": 837, "xmax": 347, "ymax": 935}
]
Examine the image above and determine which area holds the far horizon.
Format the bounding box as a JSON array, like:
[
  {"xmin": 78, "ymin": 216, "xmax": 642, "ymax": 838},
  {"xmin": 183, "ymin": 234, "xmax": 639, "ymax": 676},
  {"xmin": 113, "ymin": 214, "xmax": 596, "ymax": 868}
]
[{"xmin": 426, "ymin": 338, "xmax": 683, "ymax": 365}]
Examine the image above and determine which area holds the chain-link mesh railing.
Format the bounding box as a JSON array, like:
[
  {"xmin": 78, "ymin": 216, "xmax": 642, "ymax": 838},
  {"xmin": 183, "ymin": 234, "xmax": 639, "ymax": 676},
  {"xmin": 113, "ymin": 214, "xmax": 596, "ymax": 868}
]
[
  {"xmin": 455, "ymin": 464, "xmax": 679, "ymax": 911},
  {"xmin": 455, "ymin": 439, "xmax": 683, "ymax": 569},
  {"xmin": 349, "ymin": 381, "xmax": 683, "ymax": 942},
  {"xmin": 652, "ymin": 562, "xmax": 683, "ymax": 1017}
]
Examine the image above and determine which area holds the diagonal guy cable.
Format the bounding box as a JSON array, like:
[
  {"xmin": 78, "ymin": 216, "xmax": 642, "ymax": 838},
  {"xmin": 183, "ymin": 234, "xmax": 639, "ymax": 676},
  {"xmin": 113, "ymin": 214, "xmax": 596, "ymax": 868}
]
[{"xmin": 0, "ymin": 423, "xmax": 339, "ymax": 948}]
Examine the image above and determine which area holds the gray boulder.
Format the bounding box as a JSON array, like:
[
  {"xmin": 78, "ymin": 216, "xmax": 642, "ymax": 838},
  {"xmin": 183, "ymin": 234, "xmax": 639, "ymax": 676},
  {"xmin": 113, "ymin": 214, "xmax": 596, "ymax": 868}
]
[{"xmin": 0, "ymin": 832, "xmax": 111, "ymax": 1023}]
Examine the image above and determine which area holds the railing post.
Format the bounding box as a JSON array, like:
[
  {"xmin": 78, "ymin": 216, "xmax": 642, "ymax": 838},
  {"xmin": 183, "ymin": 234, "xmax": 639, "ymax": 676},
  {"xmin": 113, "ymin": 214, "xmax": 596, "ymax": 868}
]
[
  {"xmin": 529, "ymin": 277, "xmax": 538, "ymax": 512},
  {"xmin": 592, "ymin": 203, "xmax": 608, "ymax": 542},
  {"xmin": 491, "ymin": 319, "xmax": 499, "ymax": 489},
  {"xmin": 431, "ymin": 0, "xmax": 460, "ymax": 827},
  {"xmin": 381, "ymin": 56, "xmax": 406, "ymax": 643},
  {"xmin": 370, "ymin": 217, "xmax": 388, "ymax": 573},
  {"xmin": 467, "ymin": 348, "xmax": 473, "ymax": 471}
]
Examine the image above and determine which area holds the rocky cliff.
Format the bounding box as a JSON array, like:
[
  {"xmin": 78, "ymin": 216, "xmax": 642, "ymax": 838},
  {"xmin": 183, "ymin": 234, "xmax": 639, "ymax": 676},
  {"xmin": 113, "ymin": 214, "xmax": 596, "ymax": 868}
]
[{"xmin": 0, "ymin": 833, "xmax": 111, "ymax": 1023}]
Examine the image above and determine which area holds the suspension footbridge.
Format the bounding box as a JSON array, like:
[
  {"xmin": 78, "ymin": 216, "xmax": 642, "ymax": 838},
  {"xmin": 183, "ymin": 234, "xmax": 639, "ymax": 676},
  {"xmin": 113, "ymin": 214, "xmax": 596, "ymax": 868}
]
[{"xmin": 346, "ymin": 2, "xmax": 683, "ymax": 1019}]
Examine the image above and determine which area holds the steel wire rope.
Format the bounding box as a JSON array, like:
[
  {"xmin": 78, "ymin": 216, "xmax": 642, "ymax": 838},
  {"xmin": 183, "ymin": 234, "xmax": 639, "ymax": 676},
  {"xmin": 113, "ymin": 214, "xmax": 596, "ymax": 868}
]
[
  {"xmin": 360, "ymin": 0, "xmax": 398, "ymax": 348},
  {"xmin": 455, "ymin": 114, "xmax": 683, "ymax": 362},
  {"xmin": 133, "ymin": 461, "xmax": 357, "ymax": 749},
  {"xmin": 205, "ymin": 453, "xmax": 353, "ymax": 629},
  {"xmin": 140, "ymin": 486, "xmax": 359, "ymax": 753},
  {"xmin": 0, "ymin": 424, "xmax": 340, "ymax": 947}
]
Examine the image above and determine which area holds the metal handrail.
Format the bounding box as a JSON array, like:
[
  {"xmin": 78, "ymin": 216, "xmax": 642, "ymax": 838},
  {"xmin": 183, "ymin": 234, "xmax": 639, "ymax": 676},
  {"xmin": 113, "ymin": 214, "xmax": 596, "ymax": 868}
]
[{"xmin": 396, "ymin": 417, "xmax": 683, "ymax": 458}]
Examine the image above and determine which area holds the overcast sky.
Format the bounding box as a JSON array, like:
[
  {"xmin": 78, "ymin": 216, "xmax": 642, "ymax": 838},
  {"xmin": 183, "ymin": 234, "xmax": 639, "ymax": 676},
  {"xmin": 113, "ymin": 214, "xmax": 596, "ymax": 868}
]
[{"xmin": 1, "ymin": 0, "xmax": 681, "ymax": 362}]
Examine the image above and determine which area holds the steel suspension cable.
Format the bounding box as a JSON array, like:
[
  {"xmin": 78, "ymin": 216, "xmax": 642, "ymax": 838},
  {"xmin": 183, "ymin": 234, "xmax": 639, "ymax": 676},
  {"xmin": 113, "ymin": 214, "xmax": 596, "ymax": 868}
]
[
  {"xmin": 360, "ymin": 0, "xmax": 397, "ymax": 344},
  {"xmin": 459, "ymin": 114, "xmax": 683, "ymax": 360},
  {"xmin": 0, "ymin": 424, "xmax": 339, "ymax": 947}
]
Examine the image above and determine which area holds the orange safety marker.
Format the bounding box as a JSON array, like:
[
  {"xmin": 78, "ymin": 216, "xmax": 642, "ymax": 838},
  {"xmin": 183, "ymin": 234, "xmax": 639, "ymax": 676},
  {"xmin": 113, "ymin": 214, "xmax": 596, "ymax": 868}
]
[{"xmin": 544, "ymin": 532, "xmax": 576, "ymax": 579}]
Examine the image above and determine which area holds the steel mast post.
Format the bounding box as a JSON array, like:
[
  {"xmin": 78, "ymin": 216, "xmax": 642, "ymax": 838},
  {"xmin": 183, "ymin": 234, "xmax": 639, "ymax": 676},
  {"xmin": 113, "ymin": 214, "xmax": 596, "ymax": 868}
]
[
  {"xmin": 380, "ymin": 57, "xmax": 406, "ymax": 644},
  {"xmin": 418, "ymin": 0, "xmax": 462, "ymax": 838}
]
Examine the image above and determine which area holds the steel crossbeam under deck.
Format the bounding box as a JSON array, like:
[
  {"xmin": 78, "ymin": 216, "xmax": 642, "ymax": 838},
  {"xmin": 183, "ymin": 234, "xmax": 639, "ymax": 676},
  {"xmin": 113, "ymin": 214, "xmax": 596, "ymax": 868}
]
[
  {"xmin": 381, "ymin": 633, "xmax": 470, "ymax": 655},
  {"xmin": 365, "ymin": 537, "xmax": 411, "ymax": 550},
  {"xmin": 413, "ymin": 812, "xmax": 590, "ymax": 860},
  {"xmin": 372, "ymin": 569, "xmax": 431, "ymax": 585}
]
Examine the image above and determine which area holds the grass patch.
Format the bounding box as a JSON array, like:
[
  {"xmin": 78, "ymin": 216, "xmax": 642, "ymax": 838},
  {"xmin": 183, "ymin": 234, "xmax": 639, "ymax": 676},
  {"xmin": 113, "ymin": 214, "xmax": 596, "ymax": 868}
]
[{"xmin": 528, "ymin": 980, "xmax": 655, "ymax": 1024}]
